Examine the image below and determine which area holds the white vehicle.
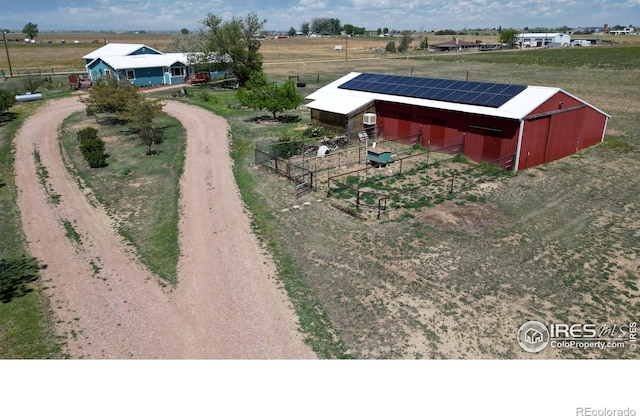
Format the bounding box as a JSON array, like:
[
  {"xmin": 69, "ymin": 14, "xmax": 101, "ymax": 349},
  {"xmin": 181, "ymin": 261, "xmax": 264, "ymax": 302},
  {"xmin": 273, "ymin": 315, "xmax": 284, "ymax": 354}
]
[
  {"xmin": 333, "ymin": 45, "xmax": 343, "ymax": 50},
  {"xmin": 572, "ymin": 40, "xmax": 591, "ymax": 47}
]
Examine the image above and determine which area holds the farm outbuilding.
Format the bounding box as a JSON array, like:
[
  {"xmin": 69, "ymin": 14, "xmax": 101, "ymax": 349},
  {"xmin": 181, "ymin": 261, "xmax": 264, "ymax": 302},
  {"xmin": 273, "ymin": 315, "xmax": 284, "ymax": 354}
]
[
  {"xmin": 430, "ymin": 38, "xmax": 481, "ymax": 52},
  {"xmin": 515, "ymin": 33, "xmax": 571, "ymax": 48},
  {"xmin": 305, "ymin": 72, "xmax": 610, "ymax": 171}
]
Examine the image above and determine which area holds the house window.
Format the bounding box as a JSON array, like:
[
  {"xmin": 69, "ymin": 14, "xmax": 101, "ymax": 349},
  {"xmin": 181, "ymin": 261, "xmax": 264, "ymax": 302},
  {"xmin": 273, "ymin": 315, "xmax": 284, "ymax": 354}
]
[
  {"xmin": 126, "ymin": 70, "xmax": 135, "ymax": 80},
  {"xmin": 104, "ymin": 69, "xmax": 111, "ymax": 76},
  {"xmin": 163, "ymin": 67, "xmax": 169, "ymax": 73},
  {"xmin": 171, "ymin": 67, "xmax": 185, "ymax": 77}
]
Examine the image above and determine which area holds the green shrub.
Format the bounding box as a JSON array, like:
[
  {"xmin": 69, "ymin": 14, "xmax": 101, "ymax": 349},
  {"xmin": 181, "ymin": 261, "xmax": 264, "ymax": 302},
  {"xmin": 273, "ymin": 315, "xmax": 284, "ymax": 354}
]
[
  {"xmin": 77, "ymin": 127, "xmax": 107, "ymax": 168},
  {"xmin": 452, "ymin": 153, "xmax": 470, "ymax": 164},
  {"xmin": 76, "ymin": 127, "xmax": 98, "ymax": 142},
  {"xmin": 273, "ymin": 132, "xmax": 303, "ymax": 158},
  {"xmin": 0, "ymin": 89, "xmax": 16, "ymax": 113},
  {"xmin": 302, "ymin": 126, "xmax": 328, "ymax": 139},
  {"xmin": 199, "ymin": 90, "xmax": 211, "ymax": 102}
]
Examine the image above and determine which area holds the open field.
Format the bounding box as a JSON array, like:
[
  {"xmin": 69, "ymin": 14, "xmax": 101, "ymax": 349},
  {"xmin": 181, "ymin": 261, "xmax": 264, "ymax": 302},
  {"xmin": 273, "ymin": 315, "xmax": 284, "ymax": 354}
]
[
  {"xmin": 2, "ymin": 31, "xmax": 639, "ymax": 75},
  {"xmin": 1, "ymin": 34, "xmax": 639, "ymax": 358}
]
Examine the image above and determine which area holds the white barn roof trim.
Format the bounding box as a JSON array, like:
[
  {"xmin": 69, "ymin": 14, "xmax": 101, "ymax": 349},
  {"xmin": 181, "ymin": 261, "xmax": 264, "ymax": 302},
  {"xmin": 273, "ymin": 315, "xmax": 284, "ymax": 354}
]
[{"xmin": 305, "ymin": 72, "xmax": 609, "ymax": 121}]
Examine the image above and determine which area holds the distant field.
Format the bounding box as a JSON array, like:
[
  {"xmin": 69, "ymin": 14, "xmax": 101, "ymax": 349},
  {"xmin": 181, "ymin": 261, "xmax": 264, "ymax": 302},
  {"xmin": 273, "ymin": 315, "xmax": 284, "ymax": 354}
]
[
  {"xmin": 0, "ymin": 32, "xmax": 172, "ymax": 74},
  {"xmin": 3, "ymin": 31, "xmax": 638, "ymax": 75},
  {"xmin": 1, "ymin": 32, "xmax": 392, "ymax": 74}
]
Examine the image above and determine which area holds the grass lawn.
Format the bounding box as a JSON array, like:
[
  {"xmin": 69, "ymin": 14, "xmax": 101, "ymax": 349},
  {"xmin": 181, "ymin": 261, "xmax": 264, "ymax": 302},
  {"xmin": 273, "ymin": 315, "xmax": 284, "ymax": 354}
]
[
  {"xmin": 0, "ymin": 98, "xmax": 65, "ymax": 358},
  {"xmin": 58, "ymin": 110, "xmax": 186, "ymax": 285}
]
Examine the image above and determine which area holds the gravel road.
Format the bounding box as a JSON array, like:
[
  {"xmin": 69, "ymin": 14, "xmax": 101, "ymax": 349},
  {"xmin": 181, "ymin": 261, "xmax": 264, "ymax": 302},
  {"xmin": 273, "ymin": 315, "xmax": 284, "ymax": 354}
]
[{"xmin": 13, "ymin": 96, "xmax": 314, "ymax": 359}]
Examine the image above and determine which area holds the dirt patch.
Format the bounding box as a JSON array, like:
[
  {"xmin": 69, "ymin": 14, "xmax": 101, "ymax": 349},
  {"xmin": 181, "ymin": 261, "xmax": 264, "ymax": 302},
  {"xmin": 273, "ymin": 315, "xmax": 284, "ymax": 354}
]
[{"xmin": 415, "ymin": 201, "xmax": 504, "ymax": 234}]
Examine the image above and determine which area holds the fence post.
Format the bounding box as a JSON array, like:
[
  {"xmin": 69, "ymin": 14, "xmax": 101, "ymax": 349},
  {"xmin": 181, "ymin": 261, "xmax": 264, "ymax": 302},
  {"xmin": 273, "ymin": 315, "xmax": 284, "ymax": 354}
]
[
  {"xmin": 450, "ymin": 174, "xmax": 455, "ymax": 194},
  {"xmin": 356, "ymin": 190, "xmax": 360, "ymax": 209}
]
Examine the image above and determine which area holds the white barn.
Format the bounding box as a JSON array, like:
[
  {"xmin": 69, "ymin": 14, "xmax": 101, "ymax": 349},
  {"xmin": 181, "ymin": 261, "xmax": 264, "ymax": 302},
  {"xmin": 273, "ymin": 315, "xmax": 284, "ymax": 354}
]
[{"xmin": 515, "ymin": 33, "xmax": 571, "ymax": 48}]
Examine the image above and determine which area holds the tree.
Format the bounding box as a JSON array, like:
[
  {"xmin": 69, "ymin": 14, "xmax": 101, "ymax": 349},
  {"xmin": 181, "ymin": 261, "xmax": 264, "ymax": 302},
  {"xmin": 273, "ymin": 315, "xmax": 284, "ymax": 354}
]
[
  {"xmin": 81, "ymin": 76, "xmax": 139, "ymax": 116},
  {"xmin": 343, "ymin": 24, "xmax": 354, "ymax": 35},
  {"xmin": 199, "ymin": 12, "xmax": 266, "ymax": 87},
  {"xmin": 301, "ymin": 22, "xmax": 310, "ymax": 35},
  {"xmin": 288, "ymin": 27, "xmax": 297, "ymax": 36},
  {"xmin": 181, "ymin": 28, "xmax": 190, "ymax": 35},
  {"xmin": 20, "ymin": 71, "xmax": 47, "ymax": 93},
  {"xmin": 398, "ymin": 30, "xmax": 414, "ymax": 52},
  {"xmin": 499, "ymin": 29, "xmax": 519, "ymax": 45},
  {"xmin": 419, "ymin": 36, "xmax": 429, "ymax": 50},
  {"xmin": 311, "ymin": 18, "xmax": 341, "ymax": 35},
  {"xmin": 121, "ymin": 93, "xmax": 164, "ymax": 155},
  {"xmin": 385, "ymin": 41, "xmax": 396, "ymax": 53},
  {"xmin": 377, "ymin": 28, "xmax": 382, "ymax": 36},
  {"xmin": 237, "ymin": 73, "xmax": 302, "ymax": 119},
  {"xmin": 0, "ymin": 89, "xmax": 15, "ymax": 113},
  {"xmin": 22, "ymin": 22, "xmax": 38, "ymax": 40}
]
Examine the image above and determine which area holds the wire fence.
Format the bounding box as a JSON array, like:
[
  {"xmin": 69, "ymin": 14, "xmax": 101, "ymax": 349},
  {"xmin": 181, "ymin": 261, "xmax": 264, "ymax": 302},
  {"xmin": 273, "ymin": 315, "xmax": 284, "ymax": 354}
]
[
  {"xmin": 255, "ymin": 131, "xmax": 514, "ymax": 215},
  {"xmin": 327, "ymin": 152, "xmax": 515, "ymax": 219}
]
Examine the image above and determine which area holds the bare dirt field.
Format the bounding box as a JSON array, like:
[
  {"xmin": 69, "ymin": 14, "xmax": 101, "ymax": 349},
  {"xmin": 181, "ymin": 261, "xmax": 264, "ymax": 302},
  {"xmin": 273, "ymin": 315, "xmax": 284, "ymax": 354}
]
[{"xmin": 13, "ymin": 96, "xmax": 314, "ymax": 358}]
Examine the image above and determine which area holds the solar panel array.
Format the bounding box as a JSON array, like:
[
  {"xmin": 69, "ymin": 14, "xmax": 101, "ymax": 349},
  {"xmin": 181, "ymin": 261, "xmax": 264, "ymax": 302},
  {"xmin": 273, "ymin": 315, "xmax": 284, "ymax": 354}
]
[{"xmin": 338, "ymin": 73, "xmax": 527, "ymax": 108}]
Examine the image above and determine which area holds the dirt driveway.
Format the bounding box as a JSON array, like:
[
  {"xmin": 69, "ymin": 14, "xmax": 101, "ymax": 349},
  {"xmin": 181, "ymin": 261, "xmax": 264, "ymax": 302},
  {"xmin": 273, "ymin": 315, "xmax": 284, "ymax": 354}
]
[{"xmin": 14, "ymin": 96, "xmax": 314, "ymax": 359}]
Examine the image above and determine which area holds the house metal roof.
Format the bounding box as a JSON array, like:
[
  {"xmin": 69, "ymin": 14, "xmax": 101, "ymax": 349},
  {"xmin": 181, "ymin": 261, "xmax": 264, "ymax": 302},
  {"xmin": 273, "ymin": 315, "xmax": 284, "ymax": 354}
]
[
  {"xmin": 515, "ymin": 33, "xmax": 568, "ymax": 38},
  {"xmin": 89, "ymin": 53, "xmax": 192, "ymax": 71},
  {"xmin": 305, "ymin": 72, "xmax": 609, "ymax": 121},
  {"xmin": 82, "ymin": 43, "xmax": 163, "ymax": 60}
]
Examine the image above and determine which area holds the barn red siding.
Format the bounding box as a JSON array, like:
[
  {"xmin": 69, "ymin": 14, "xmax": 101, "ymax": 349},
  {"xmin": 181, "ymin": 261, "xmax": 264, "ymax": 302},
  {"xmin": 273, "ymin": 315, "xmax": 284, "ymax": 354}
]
[
  {"xmin": 310, "ymin": 85, "xmax": 609, "ymax": 172},
  {"xmin": 518, "ymin": 91, "xmax": 608, "ymax": 169},
  {"xmin": 377, "ymin": 101, "xmax": 520, "ymax": 166},
  {"xmin": 578, "ymin": 106, "xmax": 608, "ymax": 149}
]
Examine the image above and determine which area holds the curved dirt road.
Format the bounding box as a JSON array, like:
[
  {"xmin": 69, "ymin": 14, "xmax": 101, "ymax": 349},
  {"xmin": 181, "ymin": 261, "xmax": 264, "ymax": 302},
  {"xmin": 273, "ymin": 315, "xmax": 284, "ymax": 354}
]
[{"xmin": 14, "ymin": 97, "xmax": 314, "ymax": 359}]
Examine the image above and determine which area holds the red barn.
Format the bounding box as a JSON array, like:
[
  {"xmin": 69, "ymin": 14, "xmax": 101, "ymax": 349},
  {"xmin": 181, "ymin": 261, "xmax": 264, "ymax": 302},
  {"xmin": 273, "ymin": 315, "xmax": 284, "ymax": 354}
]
[{"xmin": 305, "ymin": 72, "xmax": 610, "ymax": 171}]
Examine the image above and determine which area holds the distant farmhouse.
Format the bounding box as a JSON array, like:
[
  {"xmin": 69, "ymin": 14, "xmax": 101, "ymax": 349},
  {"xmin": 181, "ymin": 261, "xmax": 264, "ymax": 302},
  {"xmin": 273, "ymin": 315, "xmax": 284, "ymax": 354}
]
[
  {"xmin": 515, "ymin": 33, "xmax": 571, "ymax": 48},
  {"xmin": 306, "ymin": 72, "xmax": 610, "ymax": 171},
  {"xmin": 83, "ymin": 43, "xmax": 228, "ymax": 87},
  {"xmin": 430, "ymin": 38, "xmax": 481, "ymax": 52}
]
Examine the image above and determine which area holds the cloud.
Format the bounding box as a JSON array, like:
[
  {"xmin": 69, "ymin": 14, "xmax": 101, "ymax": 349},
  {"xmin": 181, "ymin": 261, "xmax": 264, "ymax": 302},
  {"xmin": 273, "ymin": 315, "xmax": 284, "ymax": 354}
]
[{"xmin": 0, "ymin": 0, "xmax": 635, "ymax": 32}]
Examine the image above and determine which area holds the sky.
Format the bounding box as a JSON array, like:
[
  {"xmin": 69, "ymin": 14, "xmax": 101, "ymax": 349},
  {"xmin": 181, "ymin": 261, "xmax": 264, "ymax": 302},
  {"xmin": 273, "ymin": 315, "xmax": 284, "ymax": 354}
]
[{"xmin": 0, "ymin": 0, "xmax": 638, "ymax": 33}]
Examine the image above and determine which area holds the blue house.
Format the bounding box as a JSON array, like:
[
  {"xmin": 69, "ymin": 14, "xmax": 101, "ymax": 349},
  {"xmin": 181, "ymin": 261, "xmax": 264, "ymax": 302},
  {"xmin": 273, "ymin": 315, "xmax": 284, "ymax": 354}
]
[{"xmin": 83, "ymin": 43, "xmax": 227, "ymax": 87}]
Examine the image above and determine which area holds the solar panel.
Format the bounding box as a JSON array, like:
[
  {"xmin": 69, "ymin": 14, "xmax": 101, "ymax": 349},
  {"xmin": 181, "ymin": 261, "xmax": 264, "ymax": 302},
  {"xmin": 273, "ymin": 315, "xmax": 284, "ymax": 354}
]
[{"xmin": 338, "ymin": 73, "xmax": 527, "ymax": 108}]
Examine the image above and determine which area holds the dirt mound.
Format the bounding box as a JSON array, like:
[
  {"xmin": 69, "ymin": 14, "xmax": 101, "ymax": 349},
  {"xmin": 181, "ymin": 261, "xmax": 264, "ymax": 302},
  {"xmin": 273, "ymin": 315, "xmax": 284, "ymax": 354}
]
[{"xmin": 415, "ymin": 201, "xmax": 503, "ymax": 233}]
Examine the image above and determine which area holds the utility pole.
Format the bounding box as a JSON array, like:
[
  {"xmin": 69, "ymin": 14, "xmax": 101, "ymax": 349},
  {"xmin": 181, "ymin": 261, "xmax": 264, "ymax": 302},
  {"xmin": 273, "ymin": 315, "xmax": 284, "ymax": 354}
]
[
  {"xmin": 345, "ymin": 32, "xmax": 348, "ymax": 61},
  {"xmin": 3, "ymin": 31, "xmax": 13, "ymax": 77}
]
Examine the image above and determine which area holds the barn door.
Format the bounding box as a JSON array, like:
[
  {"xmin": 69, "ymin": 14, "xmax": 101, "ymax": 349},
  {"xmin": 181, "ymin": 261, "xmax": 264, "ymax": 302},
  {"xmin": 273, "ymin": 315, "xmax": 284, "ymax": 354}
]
[{"xmin": 520, "ymin": 117, "xmax": 550, "ymax": 169}]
